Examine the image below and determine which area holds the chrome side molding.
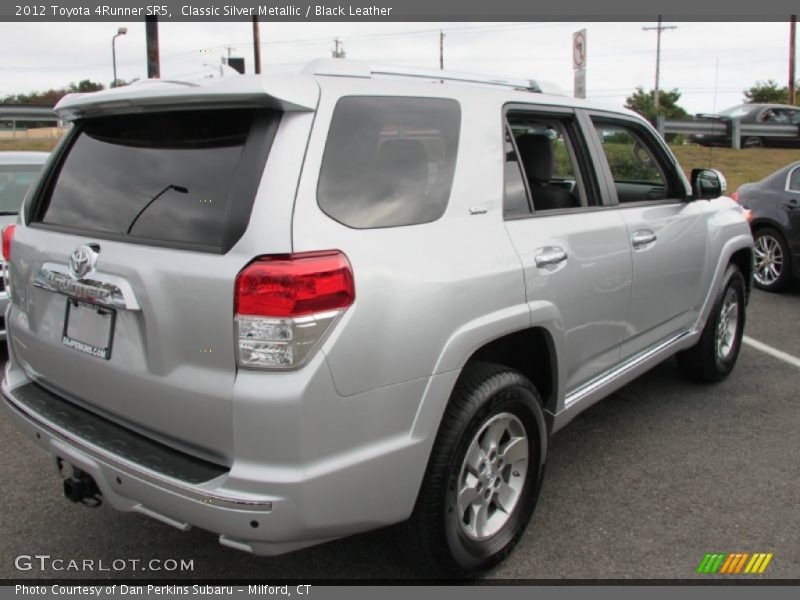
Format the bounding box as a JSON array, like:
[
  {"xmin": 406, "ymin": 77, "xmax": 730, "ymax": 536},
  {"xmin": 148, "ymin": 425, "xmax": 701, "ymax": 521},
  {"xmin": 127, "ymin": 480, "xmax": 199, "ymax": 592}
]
[
  {"xmin": 564, "ymin": 330, "xmax": 692, "ymax": 409},
  {"xmin": 33, "ymin": 263, "xmax": 141, "ymax": 311}
]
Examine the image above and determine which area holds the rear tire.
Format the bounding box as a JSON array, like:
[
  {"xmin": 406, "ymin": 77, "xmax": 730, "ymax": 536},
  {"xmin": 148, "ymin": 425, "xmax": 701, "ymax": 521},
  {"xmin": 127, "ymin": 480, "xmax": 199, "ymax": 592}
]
[
  {"xmin": 403, "ymin": 362, "xmax": 547, "ymax": 578},
  {"xmin": 677, "ymin": 264, "xmax": 746, "ymax": 383},
  {"xmin": 753, "ymin": 227, "xmax": 792, "ymax": 292}
]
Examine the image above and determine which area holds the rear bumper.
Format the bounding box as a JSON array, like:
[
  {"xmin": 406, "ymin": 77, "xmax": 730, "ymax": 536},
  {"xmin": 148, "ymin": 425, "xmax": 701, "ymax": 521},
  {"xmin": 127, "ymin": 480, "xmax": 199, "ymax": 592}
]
[
  {"xmin": 1, "ymin": 376, "xmax": 315, "ymax": 555},
  {"xmin": 1, "ymin": 331, "xmax": 448, "ymax": 556}
]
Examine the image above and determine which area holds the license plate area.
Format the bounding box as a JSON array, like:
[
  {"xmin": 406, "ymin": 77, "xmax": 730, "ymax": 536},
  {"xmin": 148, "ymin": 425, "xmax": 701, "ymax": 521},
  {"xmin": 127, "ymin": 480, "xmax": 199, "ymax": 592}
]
[{"xmin": 62, "ymin": 299, "xmax": 116, "ymax": 360}]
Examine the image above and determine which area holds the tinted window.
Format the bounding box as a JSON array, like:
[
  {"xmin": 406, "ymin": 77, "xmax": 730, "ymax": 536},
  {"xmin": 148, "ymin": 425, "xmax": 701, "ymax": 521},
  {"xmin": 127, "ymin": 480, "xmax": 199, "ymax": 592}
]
[
  {"xmin": 0, "ymin": 165, "xmax": 43, "ymax": 214},
  {"xmin": 35, "ymin": 109, "xmax": 278, "ymax": 252},
  {"xmin": 503, "ymin": 128, "xmax": 530, "ymax": 217},
  {"xmin": 318, "ymin": 97, "xmax": 460, "ymax": 229}
]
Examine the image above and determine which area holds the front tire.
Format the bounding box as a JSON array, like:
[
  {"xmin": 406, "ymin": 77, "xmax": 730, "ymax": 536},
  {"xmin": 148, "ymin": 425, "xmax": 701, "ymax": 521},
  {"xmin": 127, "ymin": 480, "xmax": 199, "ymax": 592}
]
[
  {"xmin": 403, "ymin": 362, "xmax": 547, "ymax": 577},
  {"xmin": 677, "ymin": 264, "xmax": 746, "ymax": 382},
  {"xmin": 753, "ymin": 228, "xmax": 792, "ymax": 292}
]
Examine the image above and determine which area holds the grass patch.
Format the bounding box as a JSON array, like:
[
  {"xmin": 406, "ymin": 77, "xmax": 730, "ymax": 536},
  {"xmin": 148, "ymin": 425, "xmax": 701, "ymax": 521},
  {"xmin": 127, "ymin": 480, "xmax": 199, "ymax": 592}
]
[
  {"xmin": 0, "ymin": 139, "xmax": 61, "ymax": 153},
  {"xmin": 671, "ymin": 145, "xmax": 800, "ymax": 193}
]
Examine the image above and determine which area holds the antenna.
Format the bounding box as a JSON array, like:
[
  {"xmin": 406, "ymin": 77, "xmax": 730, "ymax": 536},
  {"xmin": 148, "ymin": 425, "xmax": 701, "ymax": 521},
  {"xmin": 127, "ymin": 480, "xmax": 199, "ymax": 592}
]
[{"xmin": 709, "ymin": 58, "xmax": 719, "ymax": 168}]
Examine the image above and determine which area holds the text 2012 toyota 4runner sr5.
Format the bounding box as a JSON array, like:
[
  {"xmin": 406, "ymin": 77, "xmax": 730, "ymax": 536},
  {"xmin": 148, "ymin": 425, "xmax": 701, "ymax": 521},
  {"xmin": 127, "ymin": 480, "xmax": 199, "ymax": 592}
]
[{"xmin": 1, "ymin": 59, "xmax": 753, "ymax": 576}]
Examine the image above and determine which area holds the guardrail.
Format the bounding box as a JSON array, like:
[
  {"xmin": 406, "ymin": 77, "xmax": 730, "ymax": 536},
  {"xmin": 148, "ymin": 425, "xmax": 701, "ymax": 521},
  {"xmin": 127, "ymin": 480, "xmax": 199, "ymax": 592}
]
[{"xmin": 654, "ymin": 116, "xmax": 800, "ymax": 149}]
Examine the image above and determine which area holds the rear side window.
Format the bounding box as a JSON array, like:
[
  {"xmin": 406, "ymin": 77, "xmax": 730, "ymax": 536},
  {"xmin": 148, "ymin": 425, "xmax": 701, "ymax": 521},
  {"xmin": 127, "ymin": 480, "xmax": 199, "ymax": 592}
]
[
  {"xmin": 34, "ymin": 108, "xmax": 279, "ymax": 253},
  {"xmin": 789, "ymin": 167, "xmax": 800, "ymax": 192},
  {"xmin": 317, "ymin": 96, "xmax": 461, "ymax": 229}
]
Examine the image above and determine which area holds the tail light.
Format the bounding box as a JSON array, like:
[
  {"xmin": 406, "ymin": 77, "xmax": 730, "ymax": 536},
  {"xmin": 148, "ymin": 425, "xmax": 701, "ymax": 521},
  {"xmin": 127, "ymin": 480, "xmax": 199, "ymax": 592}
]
[
  {"xmin": 234, "ymin": 250, "xmax": 355, "ymax": 369},
  {"xmin": 2, "ymin": 224, "xmax": 15, "ymax": 262},
  {"xmin": 730, "ymin": 191, "xmax": 739, "ymax": 203}
]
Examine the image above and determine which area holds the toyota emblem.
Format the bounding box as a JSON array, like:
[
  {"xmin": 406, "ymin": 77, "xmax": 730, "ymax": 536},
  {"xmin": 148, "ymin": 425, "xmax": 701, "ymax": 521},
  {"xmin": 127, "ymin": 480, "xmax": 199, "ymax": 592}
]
[{"xmin": 68, "ymin": 245, "xmax": 98, "ymax": 280}]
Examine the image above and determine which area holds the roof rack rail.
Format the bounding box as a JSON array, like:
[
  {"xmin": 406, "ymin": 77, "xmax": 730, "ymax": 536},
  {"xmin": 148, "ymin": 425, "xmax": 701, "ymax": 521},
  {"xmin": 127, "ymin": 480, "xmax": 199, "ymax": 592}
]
[
  {"xmin": 301, "ymin": 58, "xmax": 564, "ymax": 95},
  {"xmin": 371, "ymin": 64, "xmax": 542, "ymax": 93}
]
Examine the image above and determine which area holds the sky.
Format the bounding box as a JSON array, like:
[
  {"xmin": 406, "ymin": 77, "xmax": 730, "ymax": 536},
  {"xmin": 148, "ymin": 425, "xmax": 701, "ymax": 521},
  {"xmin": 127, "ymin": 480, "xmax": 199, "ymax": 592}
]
[{"xmin": 0, "ymin": 20, "xmax": 795, "ymax": 114}]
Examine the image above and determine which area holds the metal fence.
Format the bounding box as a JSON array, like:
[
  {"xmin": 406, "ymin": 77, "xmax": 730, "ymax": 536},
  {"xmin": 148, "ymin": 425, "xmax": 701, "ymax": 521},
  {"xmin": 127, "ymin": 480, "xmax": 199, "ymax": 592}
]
[{"xmin": 655, "ymin": 115, "xmax": 800, "ymax": 149}]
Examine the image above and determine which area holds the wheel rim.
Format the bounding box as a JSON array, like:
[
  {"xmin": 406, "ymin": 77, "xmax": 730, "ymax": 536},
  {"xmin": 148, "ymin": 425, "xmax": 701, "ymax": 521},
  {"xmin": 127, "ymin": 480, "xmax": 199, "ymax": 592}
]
[
  {"xmin": 456, "ymin": 412, "xmax": 528, "ymax": 541},
  {"xmin": 753, "ymin": 234, "xmax": 783, "ymax": 285},
  {"xmin": 716, "ymin": 287, "xmax": 740, "ymax": 361}
]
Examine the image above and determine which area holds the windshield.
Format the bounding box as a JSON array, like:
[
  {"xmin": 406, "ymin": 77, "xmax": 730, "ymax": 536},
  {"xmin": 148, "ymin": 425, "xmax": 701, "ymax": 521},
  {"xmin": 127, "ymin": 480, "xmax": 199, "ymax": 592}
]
[
  {"xmin": 0, "ymin": 165, "xmax": 43, "ymax": 214},
  {"xmin": 718, "ymin": 105, "xmax": 759, "ymax": 118}
]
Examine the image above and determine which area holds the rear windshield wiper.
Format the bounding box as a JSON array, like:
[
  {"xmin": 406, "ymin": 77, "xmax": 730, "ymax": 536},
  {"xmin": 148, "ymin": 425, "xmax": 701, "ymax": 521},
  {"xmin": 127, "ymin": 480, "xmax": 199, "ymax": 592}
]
[{"xmin": 125, "ymin": 184, "xmax": 189, "ymax": 234}]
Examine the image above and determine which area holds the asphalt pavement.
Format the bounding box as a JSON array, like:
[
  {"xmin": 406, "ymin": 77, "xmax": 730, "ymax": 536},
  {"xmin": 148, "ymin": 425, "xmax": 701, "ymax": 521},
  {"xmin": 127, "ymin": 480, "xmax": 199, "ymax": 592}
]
[{"xmin": 1, "ymin": 286, "xmax": 798, "ymax": 581}]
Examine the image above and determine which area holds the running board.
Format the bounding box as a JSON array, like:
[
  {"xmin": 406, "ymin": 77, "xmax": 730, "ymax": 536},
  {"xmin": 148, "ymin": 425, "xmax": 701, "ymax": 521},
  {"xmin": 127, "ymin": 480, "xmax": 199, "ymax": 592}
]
[{"xmin": 563, "ymin": 330, "xmax": 693, "ymax": 410}]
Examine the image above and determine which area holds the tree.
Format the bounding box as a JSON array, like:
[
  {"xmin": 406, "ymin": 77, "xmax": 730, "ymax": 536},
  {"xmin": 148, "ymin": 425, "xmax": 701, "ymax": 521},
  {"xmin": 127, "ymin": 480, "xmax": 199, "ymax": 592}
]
[
  {"xmin": 625, "ymin": 86, "xmax": 689, "ymax": 121},
  {"xmin": 68, "ymin": 79, "xmax": 104, "ymax": 94},
  {"xmin": 743, "ymin": 80, "xmax": 799, "ymax": 105},
  {"xmin": 1, "ymin": 80, "xmax": 105, "ymax": 106}
]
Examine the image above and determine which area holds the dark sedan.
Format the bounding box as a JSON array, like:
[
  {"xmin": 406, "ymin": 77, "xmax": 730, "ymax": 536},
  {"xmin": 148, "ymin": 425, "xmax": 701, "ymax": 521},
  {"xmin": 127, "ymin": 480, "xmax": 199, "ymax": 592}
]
[
  {"xmin": 690, "ymin": 103, "xmax": 800, "ymax": 148},
  {"xmin": 734, "ymin": 161, "xmax": 800, "ymax": 291}
]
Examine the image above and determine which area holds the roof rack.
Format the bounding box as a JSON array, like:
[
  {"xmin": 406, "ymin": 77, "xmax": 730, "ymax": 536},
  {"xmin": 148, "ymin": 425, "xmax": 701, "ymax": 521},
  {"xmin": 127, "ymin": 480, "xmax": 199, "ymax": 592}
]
[{"xmin": 301, "ymin": 58, "xmax": 564, "ymax": 95}]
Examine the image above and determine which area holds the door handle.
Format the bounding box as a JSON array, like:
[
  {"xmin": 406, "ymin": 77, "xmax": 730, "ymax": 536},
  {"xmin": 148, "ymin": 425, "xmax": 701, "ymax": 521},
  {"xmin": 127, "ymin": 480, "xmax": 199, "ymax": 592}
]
[
  {"xmin": 534, "ymin": 247, "xmax": 568, "ymax": 268},
  {"xmin": 782, "ymin": 199, "xmax": 800, "ymax": 210},
  {"xmin": 632, "ymin": 230, "xmax": 657, "ymax": 248}
]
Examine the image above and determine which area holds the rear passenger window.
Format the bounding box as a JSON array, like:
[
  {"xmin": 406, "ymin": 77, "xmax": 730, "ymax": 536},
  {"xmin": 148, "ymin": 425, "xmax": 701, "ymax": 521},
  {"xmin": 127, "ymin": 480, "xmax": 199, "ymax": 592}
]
[
  {"xmin": 318, "ymin": 97, "xmax": 460, "ymax": 229},
  {"xmin": 504, "ymin": 111, "xmax": 595, "ymax": 213}
]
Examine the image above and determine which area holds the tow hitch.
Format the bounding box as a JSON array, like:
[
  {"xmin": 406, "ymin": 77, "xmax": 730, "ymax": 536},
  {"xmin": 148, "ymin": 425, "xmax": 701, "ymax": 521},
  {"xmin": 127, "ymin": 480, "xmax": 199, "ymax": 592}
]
[{"xmin": 59, "ymin": 460, "xmax": 102, "ymax": 507}]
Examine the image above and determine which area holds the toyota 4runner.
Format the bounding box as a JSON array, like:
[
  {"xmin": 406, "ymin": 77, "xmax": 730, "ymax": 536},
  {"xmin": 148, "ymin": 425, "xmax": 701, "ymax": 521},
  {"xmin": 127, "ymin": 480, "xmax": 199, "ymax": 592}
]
[{"xmin": 1, "ymin": 59, "xmax": 753, "ymax": 576}]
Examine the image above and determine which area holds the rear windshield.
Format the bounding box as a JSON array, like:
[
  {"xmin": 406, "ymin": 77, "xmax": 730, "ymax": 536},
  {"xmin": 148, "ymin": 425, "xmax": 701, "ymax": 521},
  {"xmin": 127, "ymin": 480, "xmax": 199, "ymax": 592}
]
[
  {"xmin": 317, "ymin": 96, "xmax": 461, "ymax": 229},
  {"xmin": 34, "ymin": 108, "xmax": 279, "ymax": 252},
  {"xmin": 0, "ymin": 165, "xmax": 44, "ymax": 214}
]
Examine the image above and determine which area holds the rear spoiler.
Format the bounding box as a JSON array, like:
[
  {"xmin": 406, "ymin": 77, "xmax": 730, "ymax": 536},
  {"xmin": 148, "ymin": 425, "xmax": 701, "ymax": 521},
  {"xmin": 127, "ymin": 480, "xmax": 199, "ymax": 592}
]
[{"xmin": 55, "ymin": 74, "xmax": 319, "ymax": 120}]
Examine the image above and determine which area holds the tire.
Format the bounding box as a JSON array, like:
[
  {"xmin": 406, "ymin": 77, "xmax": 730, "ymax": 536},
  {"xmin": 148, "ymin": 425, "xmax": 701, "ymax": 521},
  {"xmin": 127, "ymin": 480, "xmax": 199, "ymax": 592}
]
[
  {"xmin": 677, "ymin": 264, "xmax": 746, "ymax": 383},
  {"xmin": 403, "ymin": 362, "xmax": 547, "ymax": 578},
  {"xmin": 742, "ymin": 136, "xmax": 764, "ymax": 148},
  {"xmin": 753, "ymin": 227, "xmax": 792, "ymax": 292}
]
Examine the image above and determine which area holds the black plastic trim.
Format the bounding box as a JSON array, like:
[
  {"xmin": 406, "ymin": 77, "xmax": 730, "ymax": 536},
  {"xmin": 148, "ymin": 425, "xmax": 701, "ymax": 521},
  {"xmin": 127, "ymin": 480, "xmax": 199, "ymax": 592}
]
[{"xmin": 6, "ymin": 381, "xmax": 227, "ymax": 485}]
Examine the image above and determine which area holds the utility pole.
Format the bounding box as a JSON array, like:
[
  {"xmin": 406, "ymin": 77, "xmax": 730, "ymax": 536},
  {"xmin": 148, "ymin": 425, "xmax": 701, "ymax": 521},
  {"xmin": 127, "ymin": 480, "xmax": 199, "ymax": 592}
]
[
  {"xmin": 145, "ymin": 15, "xmax": 160, "ymax": 79},
  {"xmin": 643, "ymin": 16, "xmax": 676, "ymax": 114},
  {"xmin": 252, "ymin": 16, "xmax": 261, "ymax": 74},
  {"xmin": 439, "ymin": 30, "xmax": 445, "ymax": 70},
  {"xmin": 790, "ymin": 15, "xmax": 796, "ymax": 105}
]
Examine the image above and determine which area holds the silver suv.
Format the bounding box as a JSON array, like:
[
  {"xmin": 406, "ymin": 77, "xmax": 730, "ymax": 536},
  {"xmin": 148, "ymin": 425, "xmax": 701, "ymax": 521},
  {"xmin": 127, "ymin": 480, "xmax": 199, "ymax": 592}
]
[{"xmin": 1, "ymin": 59, "xmax": 753, "ymax": 576}]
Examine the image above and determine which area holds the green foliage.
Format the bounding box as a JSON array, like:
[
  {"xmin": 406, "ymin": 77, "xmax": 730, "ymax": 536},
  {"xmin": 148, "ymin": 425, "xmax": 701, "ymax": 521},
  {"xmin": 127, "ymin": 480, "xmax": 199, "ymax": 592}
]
[
  {"xmin": 2, "ymin": 80, "xmax": 105, "ymax": 106},
  {"xmin": 601, "ymin": 142, "xmax": 663, "ymax": 183},
  {"xmin": 625, "ymin": 86, "xmax": 690, "ymax": 120},
  {"xmin": 743, "ymin": 80, "xmax": 799, "ymax": 105}
]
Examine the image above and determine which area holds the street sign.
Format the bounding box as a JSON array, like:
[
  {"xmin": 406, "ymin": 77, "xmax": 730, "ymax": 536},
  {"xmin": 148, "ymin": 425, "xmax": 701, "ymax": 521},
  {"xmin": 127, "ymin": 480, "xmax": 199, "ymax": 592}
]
[
  {"xmin": 574, "ymin": 68, "xmax": 586, "ymax": 99},
  {"xmin": 573, "ymin": 29, "xmax": 587, "ymax": 70}
]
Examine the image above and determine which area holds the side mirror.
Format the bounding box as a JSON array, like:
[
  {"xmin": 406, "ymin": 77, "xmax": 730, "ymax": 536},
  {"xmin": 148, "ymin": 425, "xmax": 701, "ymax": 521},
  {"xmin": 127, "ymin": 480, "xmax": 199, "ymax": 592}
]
[{"xmin": 691, "ymin": 168, "xmax": 727, "ymax": 200}]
